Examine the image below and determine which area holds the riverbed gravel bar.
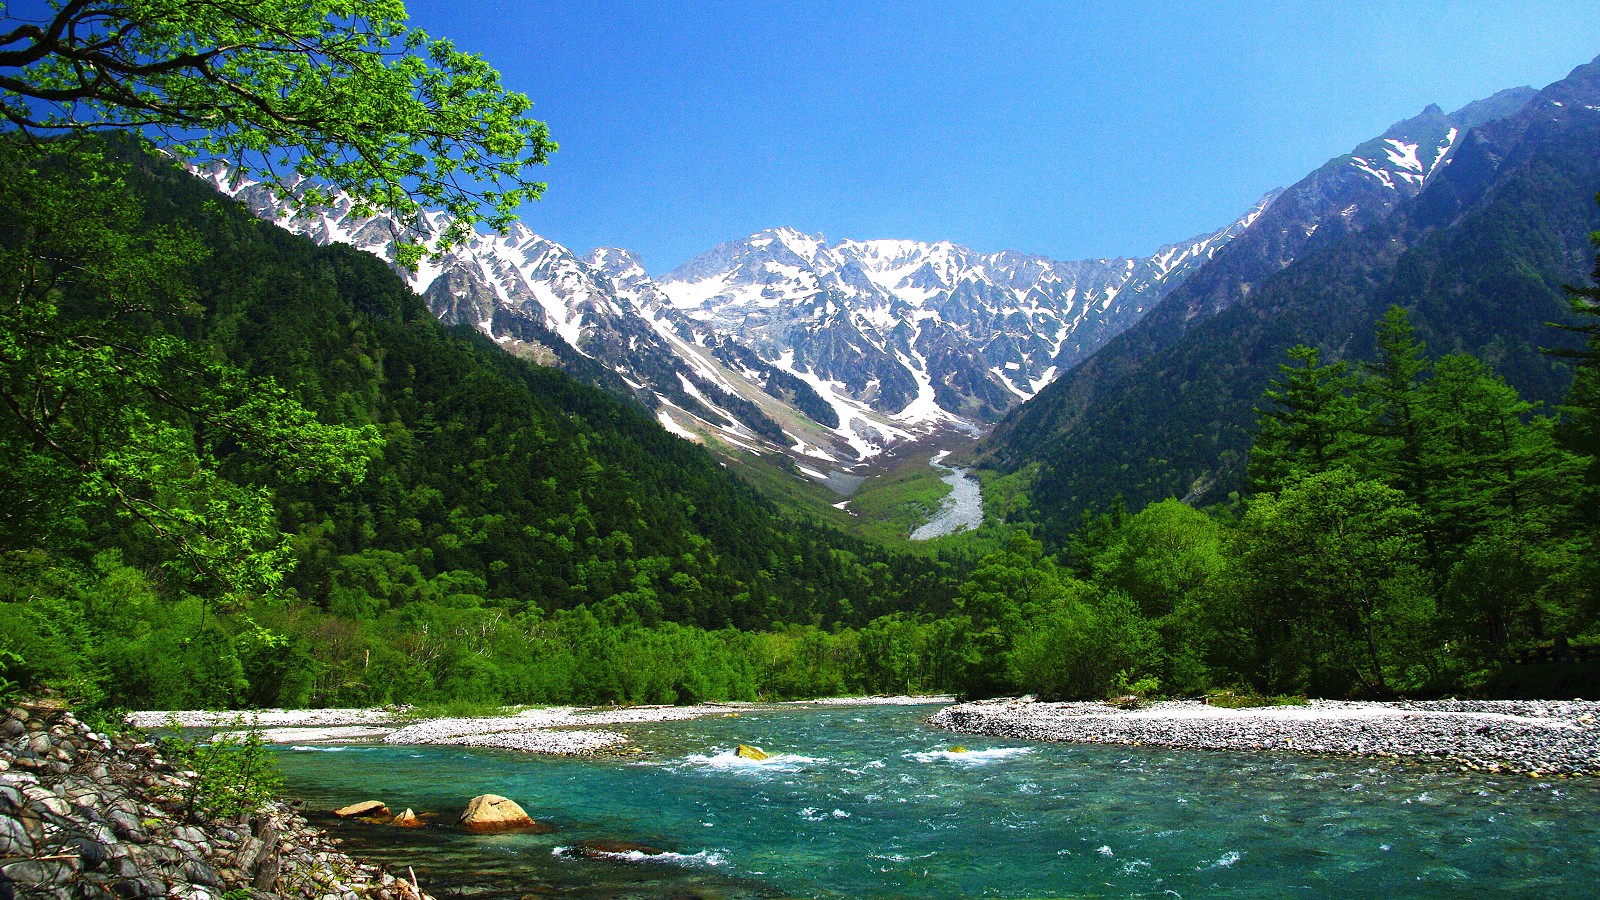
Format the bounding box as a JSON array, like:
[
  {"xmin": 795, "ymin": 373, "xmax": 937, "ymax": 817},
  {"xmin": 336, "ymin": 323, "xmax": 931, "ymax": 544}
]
[
  {"xmin": 930, "ymin": 697, "xmax": 1600, "ymax": 776},
  {"xmin": 133, "ymin": 697, "xmax": 952, "ymax": 756}
]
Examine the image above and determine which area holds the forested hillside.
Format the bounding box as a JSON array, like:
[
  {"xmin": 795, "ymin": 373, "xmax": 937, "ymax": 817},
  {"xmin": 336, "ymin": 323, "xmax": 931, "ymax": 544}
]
[
  {"xmin": 980, "ymin": 60, "xmax": 1600, "ymax": 535},
  {"xmin": 0, "ymin": 144, "xmax": 969, "ymax": 710}
]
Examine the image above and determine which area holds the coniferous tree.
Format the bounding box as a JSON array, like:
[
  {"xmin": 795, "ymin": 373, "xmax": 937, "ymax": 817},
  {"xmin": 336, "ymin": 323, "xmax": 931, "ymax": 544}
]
[
  {"xmin": 1247, "ymin": 345, "xmax": 1362, "ymax": 493},
  {"xmin": 1420, "ymin": 354, "xmax": 1590, "ymax": 657},
  {"xmin": 1546, "ymin": 223, "xmax": 1600, "ymax": 471},
  {"xmin": 1360, "ymin": 307, "xmax": 1434, "ymax": 499}
]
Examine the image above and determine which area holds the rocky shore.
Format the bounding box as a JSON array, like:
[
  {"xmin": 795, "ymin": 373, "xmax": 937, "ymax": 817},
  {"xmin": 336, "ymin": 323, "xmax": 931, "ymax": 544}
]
[
  {"xmin": 930, "ymin": 697, "xmax": 1600, "ymax": 776},
  {"xmin": 0, "ymin": 700, "xmax": 436, "ymax": 900}
]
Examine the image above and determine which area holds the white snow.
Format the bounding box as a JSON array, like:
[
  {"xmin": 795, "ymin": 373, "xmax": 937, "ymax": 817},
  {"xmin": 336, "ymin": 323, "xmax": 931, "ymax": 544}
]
[
  {"xmin": 1383, "ymin": 139, "xmax": 1424, "ymax": 173},
  {"xmin": 1350, "ymin": 157, "xmax": 1396, "ymax": 190},
  {"xmin": 656, "ymin": 409, "xmax": 700, "ymax": 441},
  {"xmin": 1427, "ymin": 128, "xmax": 1459, "ymax": 177},
  {"xmin": 1029, "ymin": 365, "xmax": 1058, "ymax": 395},
  {"xmin": 528, "ymin": 281, "xmax": 587, "ymax": 350},
  {"xmin": 196, "ymin": 158, "xmax": 1272, "ymax": 470}
]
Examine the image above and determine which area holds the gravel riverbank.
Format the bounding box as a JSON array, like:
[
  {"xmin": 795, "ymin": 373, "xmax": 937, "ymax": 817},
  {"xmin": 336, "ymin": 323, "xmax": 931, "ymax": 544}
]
[
  {"xmin": 930, "ymin": 697, "xmax": 1600, "ymax": 776},
  {"xmin": 134, "ymin": 696, "xmax": 953, "ymax": 756}
]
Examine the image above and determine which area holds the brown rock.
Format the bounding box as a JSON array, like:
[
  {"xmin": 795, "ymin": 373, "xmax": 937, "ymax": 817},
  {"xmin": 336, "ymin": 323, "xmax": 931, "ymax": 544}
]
[
  {"xmin": 391, "ymin": 809, "xmax": 424, "ymax": 828},
  {"xmin": 332, "ymin": 801, "xmax": 389, "ymax": 818},
  {"xmin": 457, "ymin": 795, "xmax": 535, "ymax": 833},
  {"xmin": 735, "ymin": 744, "xmax": 769, "ymax": 761}
]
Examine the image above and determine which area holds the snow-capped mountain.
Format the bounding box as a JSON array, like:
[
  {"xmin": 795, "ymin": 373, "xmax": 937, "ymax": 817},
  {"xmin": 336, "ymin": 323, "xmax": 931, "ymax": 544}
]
[
  {"xmin": 656, "ymin": 203, "xmax": 1273, "ymax": 440},
  {"xmin": 192, "ymin": 164, "xmax": 1269, "ymax": 469}
]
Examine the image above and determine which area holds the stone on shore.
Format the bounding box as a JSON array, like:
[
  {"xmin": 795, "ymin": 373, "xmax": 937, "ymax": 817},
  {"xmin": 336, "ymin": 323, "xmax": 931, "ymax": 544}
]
[
  {"xmin": 735, "ymin": 744, "xmax": 769, "ymax": 761},
  {"xmin": 458, "ymin": 794, "xmax": 535, "ymax": 832},
  {"xmin": 333, "ymin": 800, "xmax": 389, "ymax": 818}
]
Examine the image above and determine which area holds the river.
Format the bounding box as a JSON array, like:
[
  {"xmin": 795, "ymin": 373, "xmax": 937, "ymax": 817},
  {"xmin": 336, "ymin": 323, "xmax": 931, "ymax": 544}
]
[
  {"xmin": 271, "ymin": 702, "xmax": 1600, "ymax": 898},
  {"xmin": 909, "ymin": 452, "xmax": 983, "ymax": 540}
]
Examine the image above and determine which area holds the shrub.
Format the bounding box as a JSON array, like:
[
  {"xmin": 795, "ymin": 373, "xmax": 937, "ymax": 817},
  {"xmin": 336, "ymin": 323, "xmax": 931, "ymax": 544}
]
[
  {"xmin": 1204, "ymin": 689, "xmax": 1310, "ymax": 709},
  {"xmin": 159, "ymin": 719, "xmax": 283, "ymax": 820}
]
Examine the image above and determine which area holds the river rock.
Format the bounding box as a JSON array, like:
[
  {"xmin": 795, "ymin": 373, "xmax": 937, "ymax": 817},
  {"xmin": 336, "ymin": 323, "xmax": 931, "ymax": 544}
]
[
  {"xmin": 457, "ymin": 795, "xmax": 535, "ymax": 832},
  {"xmin": 735, "ymin": 744, "xmax": 769, "ymax": 761},
  {"xmin": 391, "ymin": 809, "xmax": 423, "ymax": 828},
  {"xmin": 332, "ymin": 800, "xmax": 389, "ymax": 818}
]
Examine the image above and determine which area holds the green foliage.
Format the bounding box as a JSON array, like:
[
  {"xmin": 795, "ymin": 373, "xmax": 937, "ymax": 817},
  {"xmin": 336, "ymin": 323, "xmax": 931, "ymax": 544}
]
[
  {"xmin": 0, "ymin": 0, "xmax": 555, "ymax": 265},
  {"xmin": 1107, "ymin": 670, "xmax": 1162, "ymax": 707},
  {"xmin": 1203, "ymin": 689, "xmax": 1309, "ymax": 709},
  {"xmin": 1248, "ymin": 346, "xmax": 1362, "ymax": 493},
  {"xmin": 1010, "ymin": 586, "xmax": 1160, "ymax": 701},
  {"xmin": 0, "ymin": 138, "xmax": 380, "ymax": 602},
  {"xmin": 159, "ymin": 721, "xmax": 283, "ymax": 820},
  {"xmin": 3, "ymin": 6, "xmax": 1594, "ymax": 712},
  {"xmin": 988, "ymin": 304, "xmax": 1597, "ymax": 703},
  {"xmin": 0, "ymin": 649, "xmax": 22, "ymax": 705},
  {"xmin": 846, "ymin": 460, "xmax": 956, "ymax": 538},
  {"xmin": 1222, "ymin": 468, "xmax": 1431, "ymax": 696}
]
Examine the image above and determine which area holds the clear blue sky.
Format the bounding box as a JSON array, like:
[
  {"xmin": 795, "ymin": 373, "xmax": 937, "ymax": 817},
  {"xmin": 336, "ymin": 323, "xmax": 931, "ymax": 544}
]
[{"xmin": 397, "ymin": 1, "xmax": 1600, "ymax": 272}]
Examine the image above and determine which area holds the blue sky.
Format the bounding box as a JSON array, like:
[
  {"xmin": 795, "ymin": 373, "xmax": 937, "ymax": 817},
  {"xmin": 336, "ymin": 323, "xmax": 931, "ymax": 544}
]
[
  {"xmin": 11, "ymin": 1, "xmax": 1594, "ymax": 271},
  {"xmin": 395, "ymin": 1, "xmax": 1600, "ymax": 272}
]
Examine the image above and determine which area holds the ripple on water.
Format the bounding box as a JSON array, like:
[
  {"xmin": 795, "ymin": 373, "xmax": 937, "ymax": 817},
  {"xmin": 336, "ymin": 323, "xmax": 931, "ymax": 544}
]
[
  {"xmin": 269, "ymin": 703, "xmax": 1600, "ymax": 900},
  {"xmin": 905, "ymin": 746, "xmax": 1032, "ymax": 764},
  {"xmin": 672, "ymin": 748, "xmax": 824, "ymax": 774},
  {"xmin": 552, "ymin": 846, "xmax": 727, "ymax": 868}
]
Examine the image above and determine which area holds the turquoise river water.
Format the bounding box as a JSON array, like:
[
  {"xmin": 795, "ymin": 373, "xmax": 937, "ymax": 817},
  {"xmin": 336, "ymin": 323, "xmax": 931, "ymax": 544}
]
[{"xmin": 271, "ymin": 703, "xmax": 1600, "ymax": 898}]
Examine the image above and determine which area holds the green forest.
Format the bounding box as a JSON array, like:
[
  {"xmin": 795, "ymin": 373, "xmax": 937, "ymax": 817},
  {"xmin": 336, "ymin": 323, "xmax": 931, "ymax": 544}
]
[{"xmin": 1, "ymin": 3, "xmax": 1597, "ymax": 718}]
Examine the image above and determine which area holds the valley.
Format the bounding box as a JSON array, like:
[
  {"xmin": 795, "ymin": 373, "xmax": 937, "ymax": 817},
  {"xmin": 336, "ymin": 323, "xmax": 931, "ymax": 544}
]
[{"xmin": 3, "ymin": 6, "xmax": 1600, "ymax": 899}]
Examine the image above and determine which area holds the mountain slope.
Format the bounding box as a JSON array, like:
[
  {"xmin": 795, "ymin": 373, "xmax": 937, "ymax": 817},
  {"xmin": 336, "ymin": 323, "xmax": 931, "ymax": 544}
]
[
  {"xmin": 197, "ymin": 166, "xmax": 1270, "ymax": 471},
  {"xmin": 977, "ymin": 65, "xmax": 1600, "ymax": 535},
  {"xmin": 982, "ymin": 86, "xmax": 1538, "ymax": 474},
  {"xmin": 656, "ymin": 205, "xmax": 1273, "ymax": 438},
  {"xmin": 140, "ymin": 155, "xmax": 952, "ymax": 630}
]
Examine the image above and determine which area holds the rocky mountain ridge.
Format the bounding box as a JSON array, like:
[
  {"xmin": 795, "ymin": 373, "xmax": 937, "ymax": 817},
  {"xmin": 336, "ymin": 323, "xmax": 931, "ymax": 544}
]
[
  {"xmin": 195, "ymin": 83, "xmax": 1536, "ymax": 479},
  {"xmin": 194, "ymin": 167, "xmax": 1271, "ymax": 472}
]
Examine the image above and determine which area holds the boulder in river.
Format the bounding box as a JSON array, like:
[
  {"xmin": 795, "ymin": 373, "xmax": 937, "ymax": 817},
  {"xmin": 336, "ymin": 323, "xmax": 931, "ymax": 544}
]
[
  {"xmin": 458, "ymin": 794, "xmax": 536, "ymax": 832},
  {"xmin": 332, "ymin": 800, "xmax": 389, "ymax": 818},
  {"xmin": 392, "ymin": 808, "xmax": 424, "ymax": 828},
  {"xmin": 735, "ymin": 744, "xmax": 769, "ymax": 761}
]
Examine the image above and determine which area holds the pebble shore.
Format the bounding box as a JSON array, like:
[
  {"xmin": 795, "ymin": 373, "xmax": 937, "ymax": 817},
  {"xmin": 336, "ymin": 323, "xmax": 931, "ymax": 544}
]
[
  {"xmin": 0, "ymin": 700, "xmax": 436, "ymax": 900},
  {"xmin": 135, "ymin": 697, "xmax": 954, "ymax": 756},
  {"xmin": 929, "ymin": 697, "xmax": 1600, "ymax": 776}
]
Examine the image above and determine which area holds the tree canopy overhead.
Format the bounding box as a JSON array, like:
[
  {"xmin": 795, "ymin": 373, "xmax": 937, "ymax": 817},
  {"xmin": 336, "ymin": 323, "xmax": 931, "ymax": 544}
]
[{"xmin": 0, "ymin": 0, "xmax": 555, "ymax": 263}]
